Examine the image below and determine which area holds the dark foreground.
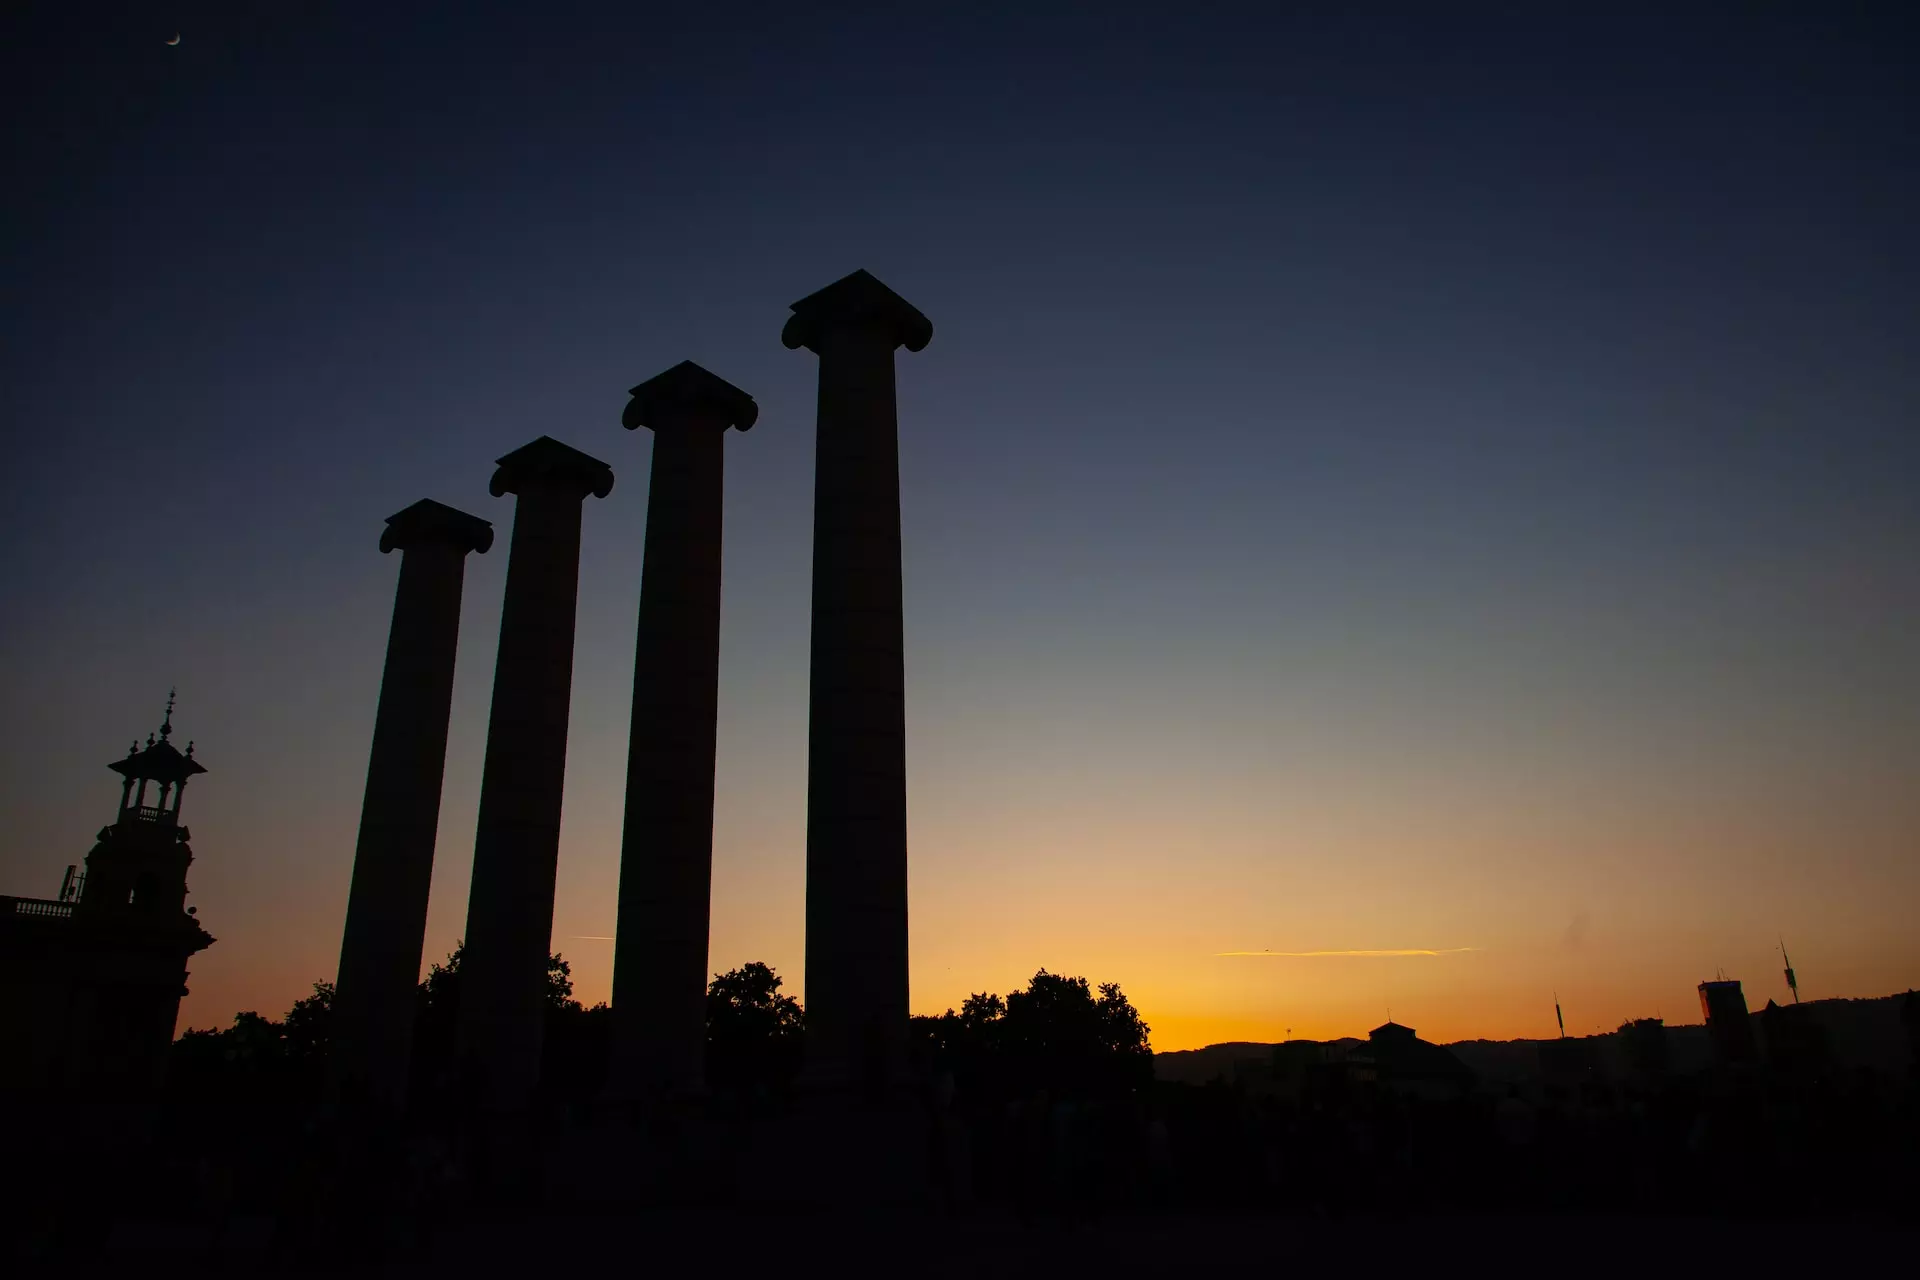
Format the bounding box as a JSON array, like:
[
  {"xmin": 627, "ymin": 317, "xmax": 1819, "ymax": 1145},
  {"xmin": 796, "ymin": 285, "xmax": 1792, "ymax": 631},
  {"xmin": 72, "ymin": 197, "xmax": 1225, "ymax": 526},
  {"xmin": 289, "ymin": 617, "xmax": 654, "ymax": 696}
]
[
  {"xmin": 8, "ymin": 1056, "xmax": 1917, "ymax": 1274},
  {"xmin": 22, "ymin": 1206, "xmax": 1920, "ymax": 1276}
]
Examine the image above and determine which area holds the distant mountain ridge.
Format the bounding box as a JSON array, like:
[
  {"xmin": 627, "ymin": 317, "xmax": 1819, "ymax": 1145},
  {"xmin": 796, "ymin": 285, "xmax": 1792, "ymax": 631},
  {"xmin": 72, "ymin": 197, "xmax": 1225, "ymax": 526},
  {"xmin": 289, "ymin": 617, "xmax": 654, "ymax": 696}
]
[{"xmin": 1154, "ymin": 992, "xmax": 1916, "ymax": 1087}]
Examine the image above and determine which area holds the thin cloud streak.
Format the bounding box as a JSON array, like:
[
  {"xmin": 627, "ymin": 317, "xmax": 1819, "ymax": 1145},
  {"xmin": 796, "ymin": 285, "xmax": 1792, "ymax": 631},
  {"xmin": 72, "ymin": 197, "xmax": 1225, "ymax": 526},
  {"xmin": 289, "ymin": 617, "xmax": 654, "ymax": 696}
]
[{"xmin": 1217, "ymin": 948, "xmax": 1483, "ymax": 958}]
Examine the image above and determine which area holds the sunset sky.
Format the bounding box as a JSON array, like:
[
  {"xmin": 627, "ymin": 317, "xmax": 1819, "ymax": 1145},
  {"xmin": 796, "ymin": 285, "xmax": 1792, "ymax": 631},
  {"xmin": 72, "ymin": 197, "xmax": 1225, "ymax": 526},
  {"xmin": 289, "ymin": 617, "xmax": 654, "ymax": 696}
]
[{"xmin": 4, "ymin": 5, "xmax": 1915, "ymax": 1051}]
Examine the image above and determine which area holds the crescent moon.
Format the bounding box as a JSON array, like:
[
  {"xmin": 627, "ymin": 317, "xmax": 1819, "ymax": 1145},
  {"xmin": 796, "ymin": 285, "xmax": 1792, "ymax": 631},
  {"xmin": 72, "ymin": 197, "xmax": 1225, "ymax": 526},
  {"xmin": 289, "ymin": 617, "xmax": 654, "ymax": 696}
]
[{"xmin": 166, "ymin": 33, "xmax": 181, "ymax": 46}]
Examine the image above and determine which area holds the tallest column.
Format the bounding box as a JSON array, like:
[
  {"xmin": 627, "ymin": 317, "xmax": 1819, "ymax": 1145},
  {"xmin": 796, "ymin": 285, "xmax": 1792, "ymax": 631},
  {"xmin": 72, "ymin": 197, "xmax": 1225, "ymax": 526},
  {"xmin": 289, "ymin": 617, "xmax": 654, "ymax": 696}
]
[{"xmin": 783, "ymin": 269, "xmax": 933, "ymax": 1097}]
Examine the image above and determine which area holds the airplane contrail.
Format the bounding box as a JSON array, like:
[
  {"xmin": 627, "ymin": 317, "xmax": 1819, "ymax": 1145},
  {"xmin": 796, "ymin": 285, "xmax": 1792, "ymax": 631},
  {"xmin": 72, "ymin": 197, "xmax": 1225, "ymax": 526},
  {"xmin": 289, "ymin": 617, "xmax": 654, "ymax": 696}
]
[{"xmin": 1216, "ymin": 948, "xmax": 1481, "ymax": 958}]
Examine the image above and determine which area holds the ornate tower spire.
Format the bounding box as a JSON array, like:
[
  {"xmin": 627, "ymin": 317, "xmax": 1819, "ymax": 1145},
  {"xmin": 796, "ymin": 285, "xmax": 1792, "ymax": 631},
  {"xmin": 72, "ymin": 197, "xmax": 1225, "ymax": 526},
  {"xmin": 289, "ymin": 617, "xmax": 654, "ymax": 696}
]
[
  {"xmin": 0, "ymin": 694, "xmax": 222, "ymax": 1095},
  {"xmin": 108, "ymin": 693, "xmax": 207, "ymax": 825}
]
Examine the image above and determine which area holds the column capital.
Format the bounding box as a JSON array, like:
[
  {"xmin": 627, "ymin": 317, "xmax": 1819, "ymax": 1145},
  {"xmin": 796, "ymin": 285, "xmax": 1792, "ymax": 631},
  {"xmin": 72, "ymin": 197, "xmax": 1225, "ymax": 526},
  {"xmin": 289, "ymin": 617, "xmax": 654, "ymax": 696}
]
[
  {"xmin": 490, "ymin": 436, "xmax": 616, "ymax": 500},
  {"xmin": 379, "ymin": 499, "xmax": 494, "ymax": 555},
  {"xmin": 781, "ymin": 269, "xmax": 933, "ymax": 355},
  {"xmin": 622, "ymin": 361, "xmax": 759, "ymax": 434}
]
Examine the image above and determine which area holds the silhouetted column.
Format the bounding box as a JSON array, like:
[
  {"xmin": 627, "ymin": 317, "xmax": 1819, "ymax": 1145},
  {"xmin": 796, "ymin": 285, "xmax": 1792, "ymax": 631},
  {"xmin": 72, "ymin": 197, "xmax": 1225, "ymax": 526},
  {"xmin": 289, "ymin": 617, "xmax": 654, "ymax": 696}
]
[
  {"xmin": 457, "ymin": 437, "xmax": 614, "ymax": 1110},
  {"xmin": 783, "ymin": 269, "xmax": 933, "ymax": 1097},
  {"xmin": 608, "ymin": 362, "xmax": 759, "ymax": 1103},
  {"xmin": 330, "ymin": 500, "xmax": 493, "ymax": 1110}
]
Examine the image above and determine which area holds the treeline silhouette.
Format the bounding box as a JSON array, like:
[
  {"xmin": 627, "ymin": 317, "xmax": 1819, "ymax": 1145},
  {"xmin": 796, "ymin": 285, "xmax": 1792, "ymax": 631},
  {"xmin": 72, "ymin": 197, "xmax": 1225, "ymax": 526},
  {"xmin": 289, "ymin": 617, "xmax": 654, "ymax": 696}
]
[
  {"xmin": 160, "ymin": 959, "xmax": 1917, "ymax": 1226},
  {"xmin": 167, "ymin": 947, "xmax": 820, "ymax": 1111},
  {"xmin": 170, "ymin": 943, "xmax": 593, "ymax": 1108},
  {"xmin": 913, "ymin": 972, "xmax": 1154, "ymax": 1104},
  {"xmin": 16, "ymin": 965, "xmax": 1917, "ymax": 1267},
  {"xmin": 909, "ymin": 999, "xmax": 1919, "ymax": 1223},
  {"xmin": 163, "ymin": 954, "xmax": 1152, "ymax": 1118}
]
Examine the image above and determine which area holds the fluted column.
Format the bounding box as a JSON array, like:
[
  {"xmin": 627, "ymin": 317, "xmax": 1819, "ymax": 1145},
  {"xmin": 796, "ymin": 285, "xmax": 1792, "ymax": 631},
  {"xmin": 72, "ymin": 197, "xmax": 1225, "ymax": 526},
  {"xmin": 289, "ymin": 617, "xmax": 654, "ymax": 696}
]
[
  {"xmin": 783, "ymin": 269, "xmax": 933, "ymax": 1097},
  {"xmin": 607, "ymin": 361, "xmax": 759, "ymax": 1103},
  {"xmin": 456, "ymin": 436, "xmax": 614, "ymax": 1110},
  {"xmin": 330, "ymin": 499, "xmax": 492, "ymax": 1110}
]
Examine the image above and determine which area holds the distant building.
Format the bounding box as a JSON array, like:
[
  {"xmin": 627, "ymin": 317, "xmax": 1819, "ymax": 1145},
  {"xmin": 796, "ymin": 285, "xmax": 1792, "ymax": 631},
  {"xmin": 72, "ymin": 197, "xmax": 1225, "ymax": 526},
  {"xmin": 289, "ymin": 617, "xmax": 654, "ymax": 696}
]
[
  {"xmin": 1349, "ymin": 1020, "xmax": 1476, "ymax": 1099},
  {"xmin": 0, "ymin": 700, "xmax": 216, "ymax": 1093},
  {"xmin": 1617, "ymin": 1017, "xmax": 1671, "ymax": 1081},
  {"xmin": 1760, "ymin": 998, "xmax": 1831, "ymax": 1078},
  {"xmin": 1698, "ymin": 979, "xmax": 1758, "ymax": 1066}
]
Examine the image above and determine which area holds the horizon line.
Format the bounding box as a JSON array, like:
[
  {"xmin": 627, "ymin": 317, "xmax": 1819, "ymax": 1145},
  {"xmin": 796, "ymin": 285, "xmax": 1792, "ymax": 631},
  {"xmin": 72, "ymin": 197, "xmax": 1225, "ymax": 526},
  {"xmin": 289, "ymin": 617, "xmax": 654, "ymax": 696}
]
[{"xmin": 1216, "ymin": 948, "xmax": 1484, "ymax": 958}]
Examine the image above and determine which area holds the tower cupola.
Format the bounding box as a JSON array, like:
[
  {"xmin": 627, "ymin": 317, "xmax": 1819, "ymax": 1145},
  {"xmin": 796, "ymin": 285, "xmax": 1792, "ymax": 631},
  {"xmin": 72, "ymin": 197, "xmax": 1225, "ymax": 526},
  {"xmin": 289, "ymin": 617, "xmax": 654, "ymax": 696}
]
[
  {"xmin": 106, "ymin": 689, "xmax": 207, "ymax": 826},
  {"xmin": 79, "ymin": 692, "xmax": 210, "ymax": 920}
]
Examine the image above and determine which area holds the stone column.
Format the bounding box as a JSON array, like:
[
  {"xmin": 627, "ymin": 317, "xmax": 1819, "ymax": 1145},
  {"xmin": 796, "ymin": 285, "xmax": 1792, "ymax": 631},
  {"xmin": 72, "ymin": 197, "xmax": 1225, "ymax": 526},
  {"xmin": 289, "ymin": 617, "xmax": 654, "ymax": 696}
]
[
  {"xmin": 608, "ymin": 361, "xmax": 758, "ymax": 1102},
  {"xmin": 456, "ymin": 437, "xmax": 613, "ymax": 1110},
  {"xmin": 783, "ymin": 269, "xmax": 933, "ymax": 1097},
  {"xmin": 330, "ymin": 500, "xmax": 493, "ymax": 1109}
]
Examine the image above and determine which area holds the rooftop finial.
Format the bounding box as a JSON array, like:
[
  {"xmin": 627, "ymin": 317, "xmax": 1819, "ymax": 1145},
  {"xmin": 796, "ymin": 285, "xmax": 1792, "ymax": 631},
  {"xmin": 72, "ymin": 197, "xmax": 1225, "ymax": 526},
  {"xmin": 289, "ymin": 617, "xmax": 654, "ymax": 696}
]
[{"xmin": 160, "ymin": 687, "xmax": 177, "ymax": 739}]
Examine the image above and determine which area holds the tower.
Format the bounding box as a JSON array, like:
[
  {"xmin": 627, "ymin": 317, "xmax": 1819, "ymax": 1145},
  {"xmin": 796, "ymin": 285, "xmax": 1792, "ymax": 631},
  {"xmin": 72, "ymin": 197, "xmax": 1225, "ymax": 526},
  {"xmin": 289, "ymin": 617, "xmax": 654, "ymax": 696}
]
[
  {"xmin": 0, "ymin": 695, "xmax": 216, "ymax": 1092},
  {"xmin": 1698, "ymin": 977, "xmax": 1758, "ymax": 1067},
  {"xmin": 85, "ymin": 693, "xmax": 206, "ymax": 921}
]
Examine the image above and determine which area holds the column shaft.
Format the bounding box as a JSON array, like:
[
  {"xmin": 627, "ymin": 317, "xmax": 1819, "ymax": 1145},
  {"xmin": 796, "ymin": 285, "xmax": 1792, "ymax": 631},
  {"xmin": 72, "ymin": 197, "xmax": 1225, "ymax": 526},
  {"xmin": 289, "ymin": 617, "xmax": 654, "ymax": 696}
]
[
  {"xmin": 330, "ymin": 499, "xmax": 490, "ymax": 1110},
  {"xmin": 610, "ymin": 426, "xmax": 726, "ymax": 1098},
  {"xmin": 332, "ymin": 545, "xmax": 468, "ymax": 1105},
  {"xmin": 804, "ymin": 330, "xmax": 911, "ymax": 1096},
  {"xmin": 459, "ymin": 487, "xmax": 590, "ymax": 1108}
]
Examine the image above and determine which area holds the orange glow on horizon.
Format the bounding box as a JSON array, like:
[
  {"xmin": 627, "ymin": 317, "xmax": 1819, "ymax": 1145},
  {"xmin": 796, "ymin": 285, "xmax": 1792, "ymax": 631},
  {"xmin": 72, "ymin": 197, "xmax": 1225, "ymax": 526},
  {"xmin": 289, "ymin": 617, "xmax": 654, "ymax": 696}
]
[
  {"xmin": 166, "ymin": 766, "xmax": 1920, "ymax": 1057},
  {"xmin": 1216, "ymin": 948, "xmax": 1482, "ymax": 957}
]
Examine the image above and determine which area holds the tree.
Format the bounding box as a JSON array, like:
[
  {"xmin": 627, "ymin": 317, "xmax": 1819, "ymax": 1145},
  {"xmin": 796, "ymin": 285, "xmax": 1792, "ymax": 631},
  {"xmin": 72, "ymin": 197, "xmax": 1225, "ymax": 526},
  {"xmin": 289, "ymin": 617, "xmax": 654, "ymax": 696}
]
[
  {"xmin": 415, "ymin": 941, "xmax": 576, "ymax": 1015},
  {"xmin": 962, "ymin": 991, "xmax": 1007, "ymax": 1030},
  {"xmin": 165, "ymin": 983, "xmax": 335, "ymax": 1100},
  {"xmin": 408, "ymin": 941, "xmax": 585, "ymax": 1100},
  {"xmin": 167, "ymin": 945, "xmax": 588, "ymax": 1104},
  {"xmin": 920, "ymin": 970, "xmax": 1153, "ymax": 1104},
  {"xmin": 282, "ymin": 981, "xmax": 334, "ymax": 1063},
  {"xmin": 706, "ymin": 961, "xmax": 804, "ymax": 1096}
]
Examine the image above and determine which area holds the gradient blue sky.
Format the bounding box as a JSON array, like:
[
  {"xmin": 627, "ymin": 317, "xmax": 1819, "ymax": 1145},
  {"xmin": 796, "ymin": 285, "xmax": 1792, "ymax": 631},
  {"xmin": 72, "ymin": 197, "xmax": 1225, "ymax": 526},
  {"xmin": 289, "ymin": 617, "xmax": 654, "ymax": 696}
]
[{"xmin": 4, "ymin": 3, "xmax": 1916, "ymax": 1048}]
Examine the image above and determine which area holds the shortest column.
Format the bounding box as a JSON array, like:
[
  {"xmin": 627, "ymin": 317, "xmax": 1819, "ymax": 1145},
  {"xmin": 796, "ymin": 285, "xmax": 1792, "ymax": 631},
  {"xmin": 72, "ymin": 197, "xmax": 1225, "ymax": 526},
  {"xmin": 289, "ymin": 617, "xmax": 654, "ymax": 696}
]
[{"xmin": 330, "ymin": 499, "xmax": 493, "ymax": 1111}]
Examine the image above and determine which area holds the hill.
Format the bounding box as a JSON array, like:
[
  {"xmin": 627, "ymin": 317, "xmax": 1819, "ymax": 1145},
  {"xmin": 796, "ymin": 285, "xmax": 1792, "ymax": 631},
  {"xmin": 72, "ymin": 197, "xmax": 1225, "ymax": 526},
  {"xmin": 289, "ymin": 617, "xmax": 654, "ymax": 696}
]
[{"xmin": 1154, "ymin": 991, "xmax": 1917, "ymax": 1087}]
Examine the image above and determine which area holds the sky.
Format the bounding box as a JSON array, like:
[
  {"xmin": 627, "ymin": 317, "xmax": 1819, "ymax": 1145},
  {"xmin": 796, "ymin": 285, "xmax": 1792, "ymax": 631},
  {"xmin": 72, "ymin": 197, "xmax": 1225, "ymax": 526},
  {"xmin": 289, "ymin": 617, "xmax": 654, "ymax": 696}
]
[{"xmin": 3, "ymin": 3, "xmax": 1916, "ymax": 1051}]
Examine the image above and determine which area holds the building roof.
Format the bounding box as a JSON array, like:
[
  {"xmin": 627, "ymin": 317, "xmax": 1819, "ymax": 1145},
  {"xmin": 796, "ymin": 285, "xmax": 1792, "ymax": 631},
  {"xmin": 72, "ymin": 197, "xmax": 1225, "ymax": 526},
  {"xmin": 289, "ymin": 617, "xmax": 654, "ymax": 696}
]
[
  {"xmin": 106, "ymin": 696, "xmax": 205, "ymax": 784},
  {"xmin": 1359, "ymin": 1020, "xmax": 1476, "ymax": 1084}
]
